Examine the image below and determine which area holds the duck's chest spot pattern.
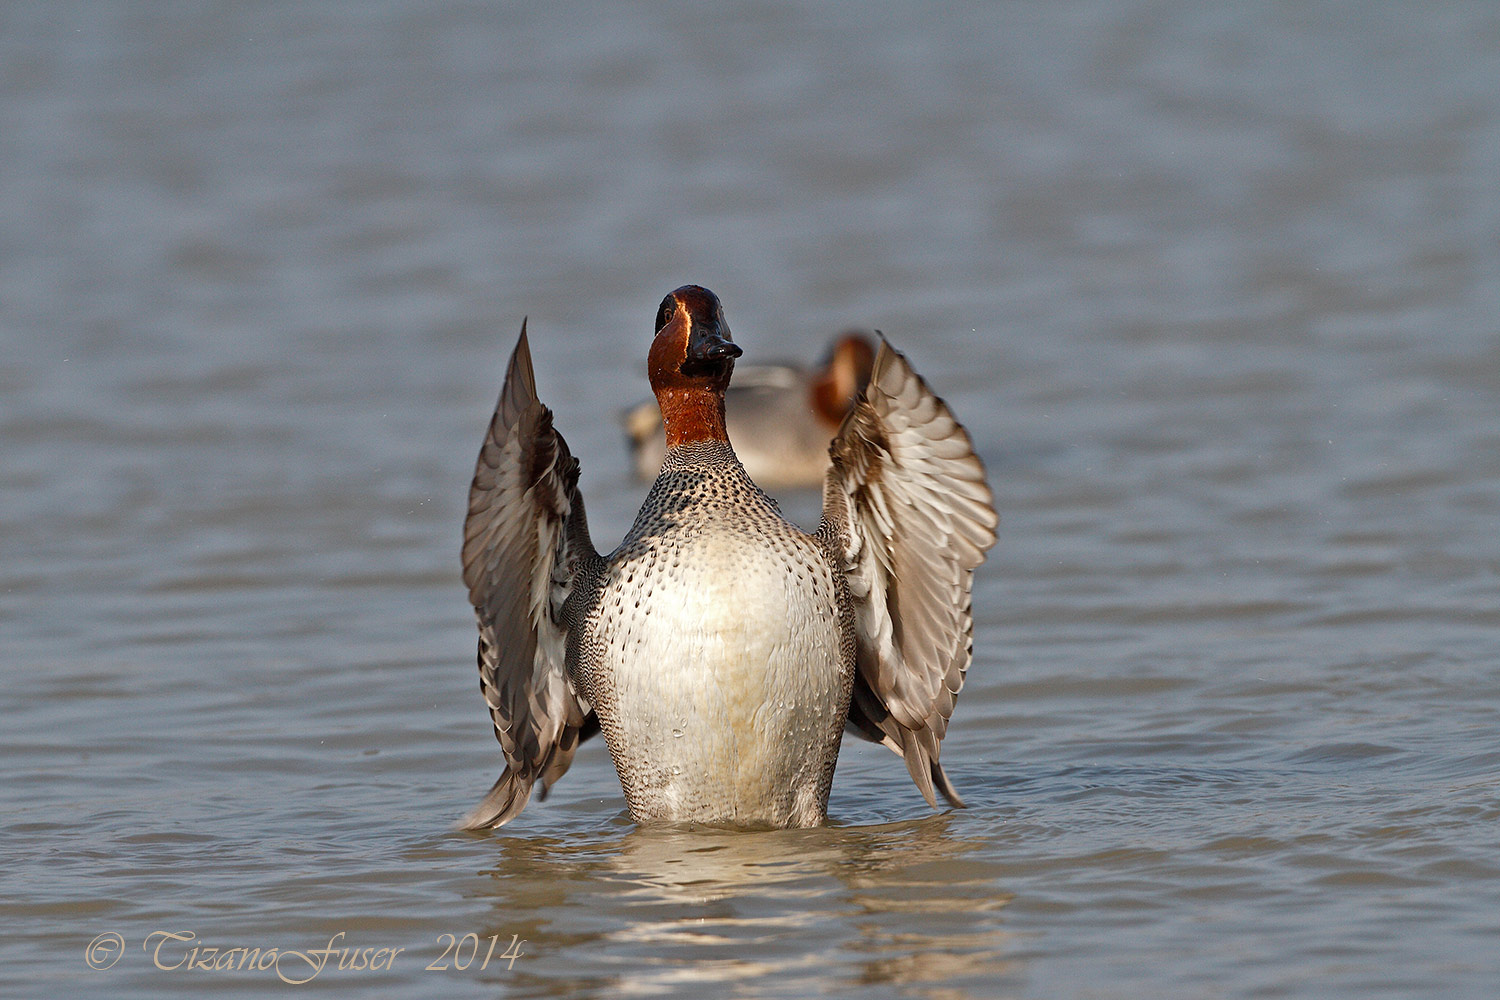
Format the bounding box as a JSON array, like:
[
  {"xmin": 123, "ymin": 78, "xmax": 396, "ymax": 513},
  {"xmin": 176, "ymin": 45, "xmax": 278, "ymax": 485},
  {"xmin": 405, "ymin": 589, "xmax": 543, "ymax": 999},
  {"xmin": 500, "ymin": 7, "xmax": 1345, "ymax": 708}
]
[{"xmin": 576, "ymin": 449, "xmax": 853, "ymax": 826}]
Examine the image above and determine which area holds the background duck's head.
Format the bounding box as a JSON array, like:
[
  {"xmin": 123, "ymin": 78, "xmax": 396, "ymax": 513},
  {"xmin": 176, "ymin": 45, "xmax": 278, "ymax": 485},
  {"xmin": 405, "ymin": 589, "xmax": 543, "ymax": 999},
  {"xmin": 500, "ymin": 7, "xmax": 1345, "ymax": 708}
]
[{"xmin": 811, "ymin": 332, "xmax": 877, "ymax": 427}]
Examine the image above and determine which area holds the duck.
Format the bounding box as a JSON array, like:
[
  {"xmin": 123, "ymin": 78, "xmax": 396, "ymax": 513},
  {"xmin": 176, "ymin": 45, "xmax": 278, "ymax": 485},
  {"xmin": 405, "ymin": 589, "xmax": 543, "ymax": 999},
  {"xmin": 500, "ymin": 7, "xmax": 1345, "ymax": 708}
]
[
  {"xmin": 459, "ymin": 285, "xmax": 997, "ymax": 830},
  {"xmin": 621, "ymin": 331, "xmax": 876, "ymax": 488}
]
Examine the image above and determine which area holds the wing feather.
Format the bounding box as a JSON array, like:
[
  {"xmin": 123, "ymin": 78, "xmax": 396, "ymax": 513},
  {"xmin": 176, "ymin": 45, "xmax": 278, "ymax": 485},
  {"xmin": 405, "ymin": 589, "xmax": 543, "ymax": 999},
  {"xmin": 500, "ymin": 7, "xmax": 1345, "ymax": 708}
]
[
  {"xmin": 458, "ymin": 323, "xmax": 599, "ymax": 830},
  {"xmin": 819, "ymin": 337, "xmax": 997, "ymax": 808}
]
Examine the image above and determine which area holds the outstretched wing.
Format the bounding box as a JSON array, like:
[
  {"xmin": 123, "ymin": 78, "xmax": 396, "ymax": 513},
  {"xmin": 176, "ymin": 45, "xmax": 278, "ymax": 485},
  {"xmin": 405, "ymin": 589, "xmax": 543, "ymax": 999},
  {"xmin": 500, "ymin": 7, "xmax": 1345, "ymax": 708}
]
[
  {"xmin": 818, "ymin": 336, "xmax": 997, "ymax": 807},
  {"xmin": 459, "ymin": 322, "xmax": 600, "ymax": 830}
]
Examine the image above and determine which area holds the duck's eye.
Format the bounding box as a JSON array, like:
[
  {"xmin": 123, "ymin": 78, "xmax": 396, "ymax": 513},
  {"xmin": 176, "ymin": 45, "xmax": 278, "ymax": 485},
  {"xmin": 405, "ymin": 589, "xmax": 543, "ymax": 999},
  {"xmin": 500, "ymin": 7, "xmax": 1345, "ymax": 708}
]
[{"xmin": 654, "ymin": 297, "xmax": 676, "ymax": 334}]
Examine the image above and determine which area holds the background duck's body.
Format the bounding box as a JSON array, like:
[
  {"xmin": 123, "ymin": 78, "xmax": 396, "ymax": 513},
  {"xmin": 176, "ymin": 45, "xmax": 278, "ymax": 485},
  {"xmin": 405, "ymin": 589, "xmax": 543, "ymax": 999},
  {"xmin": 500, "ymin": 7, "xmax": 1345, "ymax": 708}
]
[{"xmin": 622, "ymin": 333, "xmax": 876, "ymax": 488}]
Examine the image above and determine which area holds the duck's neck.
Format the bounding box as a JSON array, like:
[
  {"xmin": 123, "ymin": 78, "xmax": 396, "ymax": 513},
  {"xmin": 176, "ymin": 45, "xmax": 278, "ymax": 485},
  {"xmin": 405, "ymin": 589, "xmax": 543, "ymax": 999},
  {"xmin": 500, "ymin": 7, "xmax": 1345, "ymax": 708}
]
[{"xmin": 655, "ymin": 386, "xmax": 729, "ymax": 449}]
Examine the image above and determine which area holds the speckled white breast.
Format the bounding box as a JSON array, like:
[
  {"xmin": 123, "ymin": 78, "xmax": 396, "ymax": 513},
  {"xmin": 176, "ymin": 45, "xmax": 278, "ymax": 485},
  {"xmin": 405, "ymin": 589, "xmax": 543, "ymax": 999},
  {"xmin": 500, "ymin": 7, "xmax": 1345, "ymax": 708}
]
[{"xmin": 578, "ymin": 470, "xmax": 850, "ymax": 827}]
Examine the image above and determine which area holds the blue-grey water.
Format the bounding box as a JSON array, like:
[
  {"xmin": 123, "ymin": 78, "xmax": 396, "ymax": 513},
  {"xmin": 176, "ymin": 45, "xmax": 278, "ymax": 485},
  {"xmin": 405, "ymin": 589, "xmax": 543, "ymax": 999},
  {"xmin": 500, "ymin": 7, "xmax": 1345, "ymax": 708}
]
[{"xmin": 5, "ymin": 2, "xmax": 1500, "ymax": 997}]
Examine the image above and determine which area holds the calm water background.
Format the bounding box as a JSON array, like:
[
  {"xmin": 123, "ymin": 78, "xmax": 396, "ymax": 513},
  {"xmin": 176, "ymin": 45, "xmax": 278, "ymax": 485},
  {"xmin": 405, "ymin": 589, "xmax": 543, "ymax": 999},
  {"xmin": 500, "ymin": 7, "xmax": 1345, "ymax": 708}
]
[{"xmin": 5, "ymin": 2, "xmax": 1499, "ymax": 997}]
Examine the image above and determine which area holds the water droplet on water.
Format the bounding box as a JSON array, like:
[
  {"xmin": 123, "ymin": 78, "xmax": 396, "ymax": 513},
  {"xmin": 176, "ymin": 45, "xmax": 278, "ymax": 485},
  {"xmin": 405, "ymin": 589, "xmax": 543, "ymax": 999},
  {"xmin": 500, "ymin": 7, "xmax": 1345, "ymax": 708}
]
[{"xmin": 671, "ymin": 728, "xmax": 684, "ymax": 738}]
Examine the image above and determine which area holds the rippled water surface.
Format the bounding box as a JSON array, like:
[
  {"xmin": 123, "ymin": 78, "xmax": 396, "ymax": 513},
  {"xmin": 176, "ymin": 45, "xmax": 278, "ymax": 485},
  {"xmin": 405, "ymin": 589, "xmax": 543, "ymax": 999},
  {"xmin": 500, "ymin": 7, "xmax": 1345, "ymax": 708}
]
[{"xmin": 6, "ymin": 2, "xmax": 1500, "ymax": 997}]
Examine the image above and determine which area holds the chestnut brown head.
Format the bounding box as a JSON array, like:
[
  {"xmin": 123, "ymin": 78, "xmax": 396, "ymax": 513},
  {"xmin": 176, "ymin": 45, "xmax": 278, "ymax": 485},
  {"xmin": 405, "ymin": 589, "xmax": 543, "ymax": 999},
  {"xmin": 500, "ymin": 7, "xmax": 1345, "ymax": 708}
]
[
  {"xmin": 648, "ymin": 285, "xmax": 743, "ymax": 393},
  {"xmin": 648, "ymin": 285, "xmax": 743, "ymax": 448}
]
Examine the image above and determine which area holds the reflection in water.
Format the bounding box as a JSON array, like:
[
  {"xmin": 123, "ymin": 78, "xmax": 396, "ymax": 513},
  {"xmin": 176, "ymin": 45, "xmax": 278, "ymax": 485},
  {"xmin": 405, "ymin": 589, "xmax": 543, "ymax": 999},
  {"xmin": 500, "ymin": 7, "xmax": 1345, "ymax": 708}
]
[
  {"xmin": 834, "ymin": 819, "xmax": 1017, "ymax": 994},
  {"xmin": 468, "ymin": 816, "xmax": 1014, "ymax": 997}
]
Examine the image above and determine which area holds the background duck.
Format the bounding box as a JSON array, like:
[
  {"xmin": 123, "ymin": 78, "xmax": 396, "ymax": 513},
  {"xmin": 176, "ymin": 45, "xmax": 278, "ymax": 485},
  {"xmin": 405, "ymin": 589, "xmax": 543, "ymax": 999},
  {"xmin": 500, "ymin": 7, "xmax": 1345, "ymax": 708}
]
[{"xmin": 622, "ymin": 331, "xmax": 876, "ymax": 488}]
